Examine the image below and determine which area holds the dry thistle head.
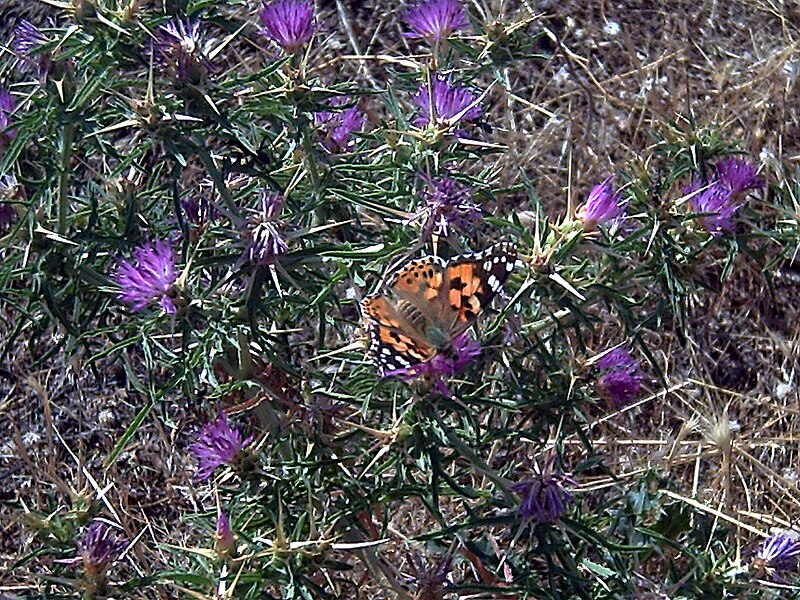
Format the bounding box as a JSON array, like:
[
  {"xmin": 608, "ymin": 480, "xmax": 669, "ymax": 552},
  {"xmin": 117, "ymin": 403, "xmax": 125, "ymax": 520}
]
[{"xmin": 704, "ymin": 410, "xmax": 739, "ymax": 454}]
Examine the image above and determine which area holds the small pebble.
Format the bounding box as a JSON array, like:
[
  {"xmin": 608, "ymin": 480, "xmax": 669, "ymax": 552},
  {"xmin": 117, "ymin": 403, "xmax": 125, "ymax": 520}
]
[{"xmin": 603, "ymin": 21, "xmax": 621, "ymax": 36}]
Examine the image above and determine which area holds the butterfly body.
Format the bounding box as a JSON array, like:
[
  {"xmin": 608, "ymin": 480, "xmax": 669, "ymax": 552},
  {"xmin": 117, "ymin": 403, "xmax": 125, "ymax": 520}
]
[{"xmin": 362, "ymin": 242, "xmax": 517, "ymax": 376}]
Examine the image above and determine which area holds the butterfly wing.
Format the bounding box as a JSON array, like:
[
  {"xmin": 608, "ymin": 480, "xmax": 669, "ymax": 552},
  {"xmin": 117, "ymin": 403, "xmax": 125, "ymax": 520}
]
[
  {"xmin": 362, "ymin": 243, "xmax": 517, "ymax": 375},
  {"xmin": 362, "ymin": 256, "xmax": 446, "ymax": 375},
  {"xmin": 438, "ymin": 241, "xmax": 518, "ymax": 334}
]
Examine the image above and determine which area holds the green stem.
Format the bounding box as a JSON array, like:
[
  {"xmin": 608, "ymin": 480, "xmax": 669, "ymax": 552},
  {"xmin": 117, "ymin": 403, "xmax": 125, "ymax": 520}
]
[
  {"xmin": 57, "ymin": 122, "xmax": 76, "ymax": 234},
  {"xmin": 428, "ymin": 407, "xmax": 516, "ymax": 506}
]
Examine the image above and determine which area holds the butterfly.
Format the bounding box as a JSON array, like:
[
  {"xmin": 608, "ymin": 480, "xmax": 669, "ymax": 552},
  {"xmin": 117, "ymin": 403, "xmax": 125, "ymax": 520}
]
[{"xmin": 362, "ymin": 242, "xmax": 518, "ymax": 376}]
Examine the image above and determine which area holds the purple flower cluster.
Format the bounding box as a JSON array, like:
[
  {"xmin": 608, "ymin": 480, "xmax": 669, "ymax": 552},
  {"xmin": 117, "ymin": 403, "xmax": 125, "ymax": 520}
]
[
  {"xmin": 155, "ymin": 19, "xmax": 214, "ymax": 84},
  {"xmin": 413, "ymin": 76, "xmax": 482, "ymax": 132},
  {"xmin": 578, "ymin": 177, "xmax": 626, "ymax": 230},
  {"xmin": 384, "ymin": 332, "xmax": 481, "ymax": 397},
  {"xmin": 0, "ymin": 89, "xmax": 17, "ymax": 150},
  {"xmin": 14, "ymin": 20, "xmax": 53, "ymax": 78},
  {"xmin": 683, "ymin": 181, "xmax": 735, "ymax": 235},
  {"xmin": 314, "ymin": 97, "xmax": 365, "ymax": 152},
  {"xmin": 77, "ymin": 521, "xmax": 128, "ymax": 577},
  {"xmin": 404, "ymin": 0, "xmax": 469, "ymax": 45},
  {"xmin": 716, "ymin": 156, "xmax": 764, "ymax": 195},
  {"xmin": 595, "ymin": 347, "xmax": 643, "ymax": 408},
  {"xmin": 512, "ymin": 456, "xmax": 576, "ymax": 524},
  {"xmin": 190, "ymin": 412, "xmax": 252, "ymax": 480},
  {"xmin": 260, "ymin": 0, "xmax": 316, "ymax": 54},
  {"xmin": 684, "ymin": 157, "xmax": 763, "ymax": 235},
  {"xmin": 752, "ymin": 532, "xmax": 800, "ymax": 579},
  {"xmin": 408, "ymin": 175, "xmax": 482, "ymax": 240},
  {"xmin": 246, "ymin": 191, "xmax": 289, "ymax": 265},
  {"xmin": 114, "ymin": 240, "xmax": 178, "ymax": 314}
]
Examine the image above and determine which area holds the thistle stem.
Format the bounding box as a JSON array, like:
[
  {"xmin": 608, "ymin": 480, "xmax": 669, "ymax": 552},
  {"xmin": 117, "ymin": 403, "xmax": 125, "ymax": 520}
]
[{"xmin": 57, "ymin": 122, "xmax": 76, "ymax": 234}]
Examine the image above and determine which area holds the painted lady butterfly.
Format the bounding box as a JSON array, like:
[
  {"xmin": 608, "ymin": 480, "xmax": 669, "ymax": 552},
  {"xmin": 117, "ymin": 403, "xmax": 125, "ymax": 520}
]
[{"xmin": 362, "ymin": 242, "xmax": 518, "ymax": 376}]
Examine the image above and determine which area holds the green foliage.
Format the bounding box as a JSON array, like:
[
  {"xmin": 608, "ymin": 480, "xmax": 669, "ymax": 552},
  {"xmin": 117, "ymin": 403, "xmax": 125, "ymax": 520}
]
[{"xmin": 0, "ymin": 0, "xmax": 794, "ymax": 598}]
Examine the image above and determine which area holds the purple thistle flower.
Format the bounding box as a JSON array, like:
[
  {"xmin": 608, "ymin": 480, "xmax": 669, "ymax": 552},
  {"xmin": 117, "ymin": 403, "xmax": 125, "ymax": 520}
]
[
  {"xmin": 0, "ymin": 89, "xmax": 17, "ymax": 149},
  {"xmin": 14, "ymin": 20, "xmax": 53, "ymax": 77},
  {"xmin": 77, "ymin": 522, "xmax": 128, "ymax": 578},
  {"xmin": 407, "ymin": 175, "xmax": 482, "ymax": 241},
  {"xmin": 155, "ymin": 19, "xmax": 214, "ymax": 84},
  {"xmin": 752, "ymin": 532, "xmax": 800, "ymax": 578},
  {"xmin": 246, "ymin": 191, "xmax": 288, "ymax": 265},
  {"xmin": 404, "ymin": 0, "xmax": 469, "ymax": 45},
  {"xmin": 114, "ymin": 240, "xmax": 179, "ymax": 314},
  {"xmin": 384, "ymin": 332, "xmax": 481, "ymax": 397},
  {"xmin": 215, "ymin": 509, "xmax": 236, "ymax": 556},
  {"xmin": 512, "ymin": 455, "xmax": 576, "ymax": 524},
  {"xmin": 715, "ymin": 157, "xmax": 764, "ymax": 195},
  {"xmin": 595, "ymin": 347, "xmax": 642, "ymax": 408},
  {"xmin": 412, "ymin": 76, "xmax": 482, "ymax": 132},
  {"xmin": 190, "ymin": 412, "xmax": 253, "ymax": 481},
  {"xmin": 684, "ymin": 180, "xmax": 740, "ymax": 236},
  {"xmin": 260, "ymin": 0, "xmax": 316, "ymax": 54},
  {"xmin": 578, "ymin": 177, "xmax": 626, "ymax": 230},
  {"xmin": 314, "ymin": 97, "xmax": 365, "ymax": 152}
]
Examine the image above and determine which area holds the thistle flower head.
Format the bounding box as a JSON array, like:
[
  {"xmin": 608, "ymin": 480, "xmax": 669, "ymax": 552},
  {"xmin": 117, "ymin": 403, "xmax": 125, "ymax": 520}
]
[
  {"xmin": 715, "ymin": 157, "xmax": 764, "ymax": 195},
  {"xmin": 77, "ymin": 522, "xmax": 128, "ymax": 578},
  {"xmin": 246, "ymin": 191, "xmax": 288, "ymax": 265},
  {"xmin": 512, "ymin": 455, "xmax": 576, "ymax": 524},
  {"xmin": 215, "ymin": 509, "xmax": 236, "ymax": 556},
  {"xmin": 407, "ymin": 175, "xmax": 482, "ymax": 241},
  {"xmin": 260, "ymin": 0, "xmax": 316, "ymax": 54},
  {"xmin": 685, "ymin": 180, "xmax": 739, "ymax": 236},
  {"xmin": 114, "ymin": 240, "xmax": 178, "ymax": 314},
  {"xmin": 384, "ymin": 332, "xmax": 481, "ymax": 397},
  {"xmin": 14, "ymin": 20, "xmax": 48, "ymax": 56},
  {"xmin": 314, "ymin": 97, "xmax": 365, "ymax": 152},
  {"xmin": 578, "ymin": 177, "xmax": 626, "ymax": 230},
  {"xmin": 0, "ymin": 89, "xmax": 17, "ymax": 148},
  {"xmin": 190, "ymin": 412, "xmax": 253, "ymax": 481},
  {"xmin": 155, "ymin": 18, "xmax": 214, "ymax": 84},
  {"xmin": 14, "ymin": 20, "xmax": 53, "ymax": 77},
  {"xmin": 595, "ymin": 347, "xmax": 642, "ymax": 408},
  {"xmin": 752, "ymin": 531, "xmax": 800, "ymax": 579},
  {"xmin": 404, "ymin": 0, "xmax": 469, "ymax": 45},
  {"xmin": 412, "ymin": 76, "xmax": 482, "ymax": 132}
]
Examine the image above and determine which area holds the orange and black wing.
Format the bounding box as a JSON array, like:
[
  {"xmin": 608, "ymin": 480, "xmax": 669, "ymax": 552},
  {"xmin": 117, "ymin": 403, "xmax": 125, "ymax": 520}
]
[
  {"xmin": 363, "ymin": 256, "xmax": 448, "ymax": 375},
  {"xmin": 362, "ymin": 295, "xmax": 436, "ymax": 376},
  {"xmin": 440, "ymin": 241, "xmax": 518, "ymax": 331}
]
